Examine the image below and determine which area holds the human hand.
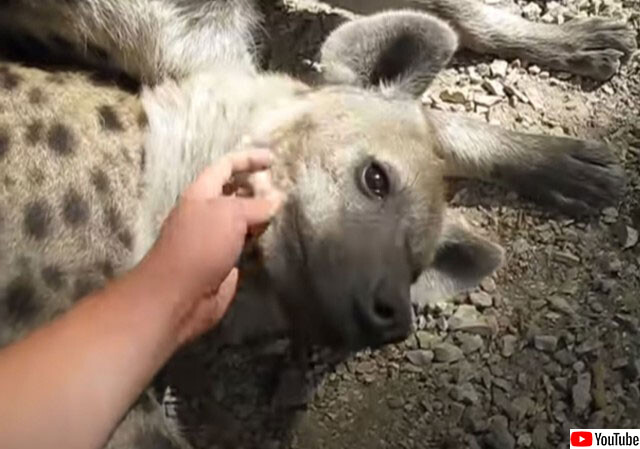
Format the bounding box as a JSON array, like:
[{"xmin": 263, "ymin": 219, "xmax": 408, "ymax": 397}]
[{"xmin": 140, "ymin": 147, "xmax": 284, "ymax": 345}]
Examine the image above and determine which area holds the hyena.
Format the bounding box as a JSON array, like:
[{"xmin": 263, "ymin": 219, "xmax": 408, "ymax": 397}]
[{"xmin": 0, "ymin": 0, "xmax": 634, "ymax": 447}]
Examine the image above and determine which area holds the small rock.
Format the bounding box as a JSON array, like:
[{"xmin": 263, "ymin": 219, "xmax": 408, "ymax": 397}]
[
  {"xmin": 573, "ymin": 361, "xmax": 586, "ymax": 373},
  {"xmin": 449, "ymin": 402, "xmax": 466, "ymax": 424},
  {"xmin": 572, "ymin": 372, "xmax": 592, "ymax": 415},
  {"xmin": 451, "ymin": 383, "xmax": 480, "ymax": 405},
  {"xmin": 531, "ymin": 422, "xmax": 548, "ymax": 448},
  {"xmin": 503, "ymin": 84, "xmax": 529, "ymax": 104},
  {"xmin": 613, "ymin": 223, "xmax": 639, "ymax": 249},
  {"xmin": 512, "ymin": 396, "xmax": 535, "ymax": 420},
  {"xmin": 481, "ymin": 278, "xmax": 497, "ymax": 293},
  {"xmin": 576, "ymin": 339, "xmax": 602, "ymax": 355},
  {"xmin": 477, "ymin": 63, "xmax": 491, "ymax": 77},
  {"xmin": 463, "ymin": 405, "xmax": 488, "ymax": 433},
  {"xmin": 470, "ymin": 291, "xmax": 493, "ymax": 308},
  {"xmin": 553, "ymin": 250, "xmax": 581, "ymax": 266},
  {"xmin": 589, "ymin": 410, "xmax": 606, "ymax": 428},
  {"xmin": 523, "ymin": 2, "xmax": 542, "ymax": 20},
  {"xmin": 485, "ymin": 415, "xmax": 515, "ymax": 449},
  {"xmin": 474, "ymin": 93, "xmax": 502, "ymax": 107},
  {"xmin": 517, "ymin": 433, "xmax": 532, "ymax": 448},
  {"xmin": 387, "ymin": 396, "xmax": 404, "ymax": 409},
  {"xmin": 440, "ymin": 89, "xmax": 467, "ymax": 104},
  {"xmin": 554, "ymin": 348, "xmax": 577, "ymax": 366},
  {"xmin": 416, "ymin": 331, "xmax": 442, "ymax": 349},
  {"xmin": 546, "ymin": 295, "xmax": 575, "ymax": 315},
  {"xmin": 468, "ymin": 67, "xmax": 483, "ymax": 84},
  {"xmin": 406, "ymin": 349, "xmax": 434, "ymax": 367},
  {"xmin": 534, "ymin": 335, "xmax": 558, "ymax": 352},
  {"xmin": 460, "ymin": 334, "xmax": 484, "ymax": 354},
  {"xmin": 434, "ymin": 343, "xmax": 465, "ymax": 363},
  {"xmin": 490, "ymin": 60, "xmax": 509, "ymax": 78},
  {"xmin": 483, "ymin": 79, "xmax": 506, "ymax": 96},
  {"xmin": 448, "ymin": 305, "xmax": 494, "ymax": 335},
  {"xmin": 528, "ymin": 65, "xmax": 541, "ymax": 75},
  {"xmin": 355, "ymin": 360, "xmax": 377, "ymax": 374},
  {"xmin": 501, "ymin": 335, "xmax": 518, "ymax": 358},
  {"xmin": 606, "ymin": 257, "xmax": 623, "ymax": 274},
  {"xmin": 602, "ymin": 206, "xmax": 619, "ymax": 223}
]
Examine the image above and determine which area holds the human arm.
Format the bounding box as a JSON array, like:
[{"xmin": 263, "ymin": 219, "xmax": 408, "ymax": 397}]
[{"xmin": 0, "ymin": 148, "xmax": 282, "ymax": 449}]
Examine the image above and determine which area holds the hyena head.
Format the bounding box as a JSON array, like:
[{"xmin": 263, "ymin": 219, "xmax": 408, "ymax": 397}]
[{"xmin": 251, "ymin": 11, "xmax": 504, "ymax": 351}]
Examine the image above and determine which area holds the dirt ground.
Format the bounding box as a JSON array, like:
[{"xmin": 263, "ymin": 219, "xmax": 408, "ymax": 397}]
[{"xmin": 156, "ymin": 1, "xmax": 640, "ymax": 448}]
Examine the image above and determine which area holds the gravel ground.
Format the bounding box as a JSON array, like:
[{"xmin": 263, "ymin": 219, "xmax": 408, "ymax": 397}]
[{"xmin": 157, "ymin": 1, "xmax": 640, "ymax": 448}]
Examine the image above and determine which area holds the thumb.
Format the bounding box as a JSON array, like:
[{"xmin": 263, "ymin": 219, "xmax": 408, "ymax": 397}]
[
  {"xmin": 235, "ymin": 195, "xmax": 285, "ymax": 227},
  {"xmin": 209, "ymin": 268, "xmax": 240, "ymax": 325}
]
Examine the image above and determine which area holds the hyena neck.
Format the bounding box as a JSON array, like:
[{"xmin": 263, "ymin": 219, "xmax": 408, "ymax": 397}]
[
  {"xmin": 140, "ymin": 66, "xmax": 307, "ymax": 210},
  {"xmin": 137, "ymin": 68, "xmax": 308, "ymax": 346}
]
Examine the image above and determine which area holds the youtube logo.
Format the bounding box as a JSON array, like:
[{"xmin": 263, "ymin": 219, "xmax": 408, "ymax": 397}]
[{"xmin": 571, "ymin": 431, "xmax": 593, "ymax": 447}]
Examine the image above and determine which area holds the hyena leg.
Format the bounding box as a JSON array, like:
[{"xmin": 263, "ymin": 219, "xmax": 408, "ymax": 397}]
[
  {"xmin": 0, "ymin": 0, "xmax": 260, "ymax": 84},
  {"xmin": 426, "ymin": 110, "xmax": 626, "ymax": 216},
  {"xmin": 323, "ymin": 0, "xmax": 637, "ymax": 80}
]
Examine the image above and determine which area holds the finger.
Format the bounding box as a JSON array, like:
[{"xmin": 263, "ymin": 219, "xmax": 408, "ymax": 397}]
[
  {"xmin": 209, "ymin": 268, "xmax": 239, "ymax": 325},
  {"xmin": 185, "ymin": 149, "xmax": 274, "ymax": 200},
  {"xmin": 235, "ymin": 195, "xmax": 285, "ymax": 226}
]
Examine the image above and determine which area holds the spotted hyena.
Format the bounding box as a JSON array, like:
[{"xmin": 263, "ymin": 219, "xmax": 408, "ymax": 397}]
[{"xmin": 0, "ymin": 0, "xmax": 634, "ymax": 447}]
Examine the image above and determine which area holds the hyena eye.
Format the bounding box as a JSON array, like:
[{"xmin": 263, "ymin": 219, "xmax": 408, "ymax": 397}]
[{"xmin": 362, "ymin": 161, "xmax": 390, "ymax": 198}]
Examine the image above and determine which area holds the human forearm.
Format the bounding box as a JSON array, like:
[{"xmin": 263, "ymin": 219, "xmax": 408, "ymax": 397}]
[{"xmin": 0, "ymin": 261, "xmax": 182, "ymax": 449}]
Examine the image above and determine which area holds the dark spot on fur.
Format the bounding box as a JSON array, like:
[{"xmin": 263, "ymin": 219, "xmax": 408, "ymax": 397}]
[
  {"xmin": 47, "ymin": 123, "xmax": 75, "ymax": 155},
  {"xmin": 0, "ymin": 66, "xmax": 22, "ymax": 90},
  {"xmin": 62, "ymin": 187, "xmax": 90, "ymax": 227},
  {"xmin": 0, "ymin": 126, "xmax": 9, "ymax": 160},
  {"xmin": 133, "ymin": 431, "xmax": 179, "ymax": 449},
  {"xmin": 104, "ymin": 206, "xmax": 133, "ymax": 250},
  {"xmin": 73, "ymin": 278, "xmax": 98, "ymax": 302},
  {"xmin": 140, "ymin": 146, "xmax": 146, "ymax": 171},
  {"xmin": 105, "ymin": 205, "xmax": 123, "ymax": 234},
  {"xmin": 98, "ymin": 105, "xmax": 124, "ymax": 132},
  {"xmin": 118, "ymin": 230, "xmax": 133, "ymax": 251},
  {"xmin": 42, "ymin": 265, "xmax": 65, "ymax": 291},
  {"xmin": 88, "ymin": 71, "xmax": 139, "ymax": 94},
  {"xmin": 28, "ymin": 87, "xmax": 45, "ymax": 104},
  {"xmin": 91, "ymin": 169, "xmax": 110, "ymax": 194},
  {"xmin": 4, "ymin": 277, "xmax": 38, "ymax": 323},
  {"xmin": 25, "ymin": 120, "xmax": 43, "ymax": 145},
  {"xmin": 137, "ymin": 109, "xmax": 148, "ymax": 129},
  {"xmin": 29, "ymin": 168, "xmax": 45, "ymax": 185},
  {"xmin": 23, "ymin": 200, "xmax": 52, "ymax": 240},
  {"xmin": 4, "ymin": 175, "xmax": 15, "ymax": 187},
  {"xmin": 100, "ymin": 260, "xmax": 115, "ymax": 279}
]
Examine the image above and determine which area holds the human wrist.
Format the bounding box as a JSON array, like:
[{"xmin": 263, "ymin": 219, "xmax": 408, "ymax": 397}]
[{"xmin": 108, "ymin": 255, "xmax": 188, "ymax": 354}]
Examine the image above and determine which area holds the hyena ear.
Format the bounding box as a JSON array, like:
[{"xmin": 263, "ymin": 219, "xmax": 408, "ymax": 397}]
[
  {"xmin": 319, "ymin": 10, "xmax": 459, "ymax": 97},
  {"xmin": 411, "ymin": 210, "xmax": 504, "ymax": 309}
]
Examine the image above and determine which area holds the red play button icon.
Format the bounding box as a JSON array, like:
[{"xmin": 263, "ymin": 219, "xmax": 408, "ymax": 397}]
[{"xmin": 571, "ymin": 431, "xmax": 593, "ymax": 447}]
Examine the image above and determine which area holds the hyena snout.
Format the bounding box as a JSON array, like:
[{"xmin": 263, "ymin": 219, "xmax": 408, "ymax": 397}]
[
  {"xmin": 307, "ymin": 223, "xmax": 416, "ymax": 350},
  {"xmin": 352, "ymin": 274, "xmax": 414, "ymax": 348}
]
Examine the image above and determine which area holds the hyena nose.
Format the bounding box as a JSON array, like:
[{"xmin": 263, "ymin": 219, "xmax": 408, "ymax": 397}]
[{"xmin": 356, "ymin": 281, "xmax": 413, "ymax": 345}]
